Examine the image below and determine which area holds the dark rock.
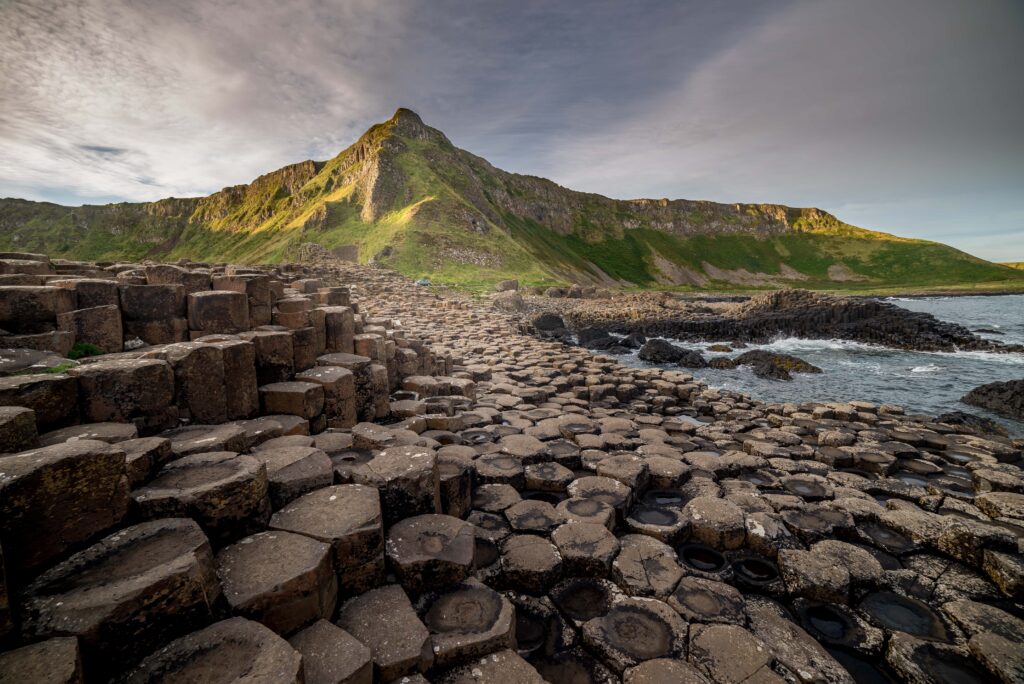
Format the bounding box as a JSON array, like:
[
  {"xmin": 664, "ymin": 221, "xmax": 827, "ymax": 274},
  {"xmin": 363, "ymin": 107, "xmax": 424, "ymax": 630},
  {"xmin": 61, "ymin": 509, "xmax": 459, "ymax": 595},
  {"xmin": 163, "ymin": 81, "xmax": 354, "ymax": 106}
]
[
  {"xmin": 123, "ymin": 617, "xmax": 303, "ymax": 684},
  {"xmin": 734, "ymin": 350, "xmax": 822, "ymax": 381},
  {"xmin": 21, "ymin": 518, "xmax": 220, "ymax": 677},
  {"xmin": 962, "ymin": 379, "xmax": 1024, "ymax": 421}
]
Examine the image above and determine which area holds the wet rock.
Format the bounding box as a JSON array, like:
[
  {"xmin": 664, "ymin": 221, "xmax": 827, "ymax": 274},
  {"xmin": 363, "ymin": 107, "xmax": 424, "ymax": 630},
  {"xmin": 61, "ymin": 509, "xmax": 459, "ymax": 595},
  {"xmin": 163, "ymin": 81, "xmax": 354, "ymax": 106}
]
[
  {"xmin": 336, "ymin": 584, "xmax": 433, "ymax": 680},
  {"xmin": 419, "ymin": 579, "xmax": 515, "ymax": 668},
  {"xmin": 386, "ymin": 514, "xmax": 475, "ymax": 594},
  {"xmin": 734, "ymin": 350, "xmax": 822, "ymax": 381},
  {"xmin": 745, "ymin": 597, "xmax": 855, "ymax": 684},
  {"xmin": 983, "ymin": 550, "xmax": 1024, "ymax": 598},
  {"xmin": 638, "ymin": 339, "xmax": 704, "ymax": 367},
  {"xmin": 581, "ymin": 596, "xmax": 688, "ymax": 674},
  {"xmin": 668, "ymin": 576, "xmax": 745, "ymax": 625},
  {"xmin": 557, "ymin": 497, "xmax": 616, "ymax": 529},
  {"xmin": 886, "ymin": 632, "xmax": 990, "ymax": 684},
  {"xmin": 269, "ymin": 485, "xmax": 384, "ymax": 595},
  {"xmin": 0, "ymin": 439, "xmax": 129, "ymax": 584},
  {"xmin": 0, "ymin": 637, "xmax": 83, "ymax": 684},
  {"xmin": 961, "ymin": 379, "xmax": 1024, "ymax": 421},
  {"xmin": 859, "ymin": 590, "xmax": 953, "ymax": 642},
  {"xmin": 216, "ymin": 530, "xmax": 337, "ymax": 634},
  {"xmin": 123, "ymin": 617, "xmax": 303, "ymax": 684},
  {"xmin": 132, "ymin": 451, "xmax": 271, "ymax": 545},
  {"xmin": 20, "ymin": 518, "xmax": 219, "ymax": 676},
  {"xmin": 288, "ymin": 619, "xmax": 372, "ymax": 684}
]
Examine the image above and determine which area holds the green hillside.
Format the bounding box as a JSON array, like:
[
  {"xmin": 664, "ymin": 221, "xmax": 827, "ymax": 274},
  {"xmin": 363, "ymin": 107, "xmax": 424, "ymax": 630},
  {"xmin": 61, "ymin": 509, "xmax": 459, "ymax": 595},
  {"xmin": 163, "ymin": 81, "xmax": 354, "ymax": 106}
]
[{"xmin": 2, "ymin": 108, "xmax": 1022, "ymax": 291}]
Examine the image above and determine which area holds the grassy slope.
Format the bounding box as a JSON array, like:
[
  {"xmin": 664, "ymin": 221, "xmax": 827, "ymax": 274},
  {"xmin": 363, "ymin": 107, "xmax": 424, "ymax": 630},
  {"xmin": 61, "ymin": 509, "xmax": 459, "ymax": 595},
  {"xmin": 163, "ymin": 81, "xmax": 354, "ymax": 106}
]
[{"xmin": 1, "ymin": 110, "xmax": 1022, "ymax": 293}]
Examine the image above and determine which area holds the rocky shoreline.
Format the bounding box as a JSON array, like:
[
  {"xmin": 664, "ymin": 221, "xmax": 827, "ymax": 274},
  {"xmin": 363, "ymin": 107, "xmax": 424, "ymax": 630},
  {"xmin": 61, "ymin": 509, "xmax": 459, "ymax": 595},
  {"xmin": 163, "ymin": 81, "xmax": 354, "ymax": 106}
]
[
  {"xmin": 511, "ymin": 288, "xmax": 1023, "ymax": 353},
  {"xmin": 0, "ymin": 252, "xmax": 1022, "ymax": 683}
]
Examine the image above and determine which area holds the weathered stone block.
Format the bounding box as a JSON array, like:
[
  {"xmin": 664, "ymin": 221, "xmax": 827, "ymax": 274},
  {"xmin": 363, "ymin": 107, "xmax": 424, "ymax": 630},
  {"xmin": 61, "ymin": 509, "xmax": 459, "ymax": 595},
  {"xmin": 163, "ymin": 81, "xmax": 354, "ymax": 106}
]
[
  {"xmin": 199, "ymin": 337, "xmax": 259, "ymax": 420},
  {"xmin": 296, "ymin": 365, "xmax": 357, "ymax": 428},
  {"xmin": 0, "ymin": 439, "xmax": 129, "ymax": 584},
  {"xmin": 288, "ymin": 620, "xmax": 372, "ymax": 684},
  {"xmin": 260, "ymin": 381, "xmax": 325, "ymax": 419},
  {"xmin": 240, "ymin": 330, "xmax": 294, "ymax": 384},
  {"xmin": 0, "ymin": 373, "xmax": 77, "ymax": 430},
  {"xmin": 216, "ymin": 530, "xmax": 337, "ymax": 635},
  {"xmin": 322, "ymin": 306, "xmax": 355, "ymax": 354},
  {"xmin": 188, "ymin": 290, "xmax": 250, "ymax": 334},
  {"xmin": 0, "ymin": 286, "xmax": 75, "ymax": 334},
  {"xmin": 52, "ymin": 278, "xmax": 119, "ymax": 309},
  {"xmin": 0, "ymin": 405, "xmax": 38, "ymax": 453},
  {"xmin": 269, "ymin": 484, "xmax": 384, "ymax": 594},
  {"xmin": 0, "ymin": 637, "xmax": 83, "ymax": 684},
  {"xmin": 120, "ymin": 284, "xmax": 186, "ymax": 321},
  {"xmin": 124, "ymin": 317, "xmax": 189, "ymax": 345},
  {"xmin": 57, "ymin": 305, "xmax": 123, "ymax": 354},
  {"xmin": 144, "ymin": 342, "xmax": 227, "ymax": 424},
  {"xmin": 132, "ymin": 451, "xmax": 271, "ymax": 545},
  {"xmin": 68, "ymin": 358, "xmax": 174, "ymax": 424},
  {"xmin": 123, "ymin": 617, "xmax": 303, "ymax": 684},
  {"xmin": 336, "ymin": 585, "xmax": 432, "ymax": 680},
  {"xmin": 20, "ymin": 518, "xmax": 219, "ymax": 678}
]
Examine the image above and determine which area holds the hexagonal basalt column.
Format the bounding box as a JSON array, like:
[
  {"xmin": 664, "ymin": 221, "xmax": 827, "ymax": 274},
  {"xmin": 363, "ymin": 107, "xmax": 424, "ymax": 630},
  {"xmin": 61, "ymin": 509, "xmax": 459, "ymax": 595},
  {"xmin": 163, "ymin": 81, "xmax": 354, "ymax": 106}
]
[
  {"xmin": 20, "ymin": 518, "xmax": 220, "ymax": 678},
  {"xmin": 131, "ymin": 451, "xmax": 271, "ymax": 545},
  {"xmin": 386, "ymin": 514, "xmax": 475, "ymax": 594}
]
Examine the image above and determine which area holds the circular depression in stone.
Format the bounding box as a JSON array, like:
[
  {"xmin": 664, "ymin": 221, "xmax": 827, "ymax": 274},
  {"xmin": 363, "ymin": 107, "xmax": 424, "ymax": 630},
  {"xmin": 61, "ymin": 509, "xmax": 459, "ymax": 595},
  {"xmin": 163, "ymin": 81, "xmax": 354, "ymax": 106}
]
[
  {"xmin": 532, "ymin": 651, "xmax": 610, "ymax": 684},
  {"xmin": 731, "ymin": 556, "xmax": 779, "ymax": 587},
  {"xmin": 474, "ymin": 537, "xmax": 499, "ymax": 568},
  {"xmin": 551, "ymin": 579, "xmax": 612, "ymax": 622},
  {"xmin": 678, "ymin": 543, "xmax": 728, "ymax": 574},
  {"xmin": 522, "ymin": 490, "xmax": 566, "ymax": 505},
  {"xmin": 860, "ymin": 522, "xmax": 915, "ymax": 554},
  {"xmin": 797, "ymin": 603, "xmax": 865, "ymax": 648},
  {"xmin": 630, "ymin": 506, "xmax": 679, "ymax": 526},
  {"xmin": 600, "ymin": 605, "xmax": 672, "ymax": 660},
  {"xmin": 640, "ymin": 489, "xmax": 686, "ymax": 508},
  {"xmin": 461, "ymin": 430, "xmax": 493, "ymax": 445},
  {"xmin": 783, "ymin": 478, "xmax": 829, "ymax": 500},
  {"xmin": 859, "ymin": 591, "xmax": 951, "ymax": 642},
  {"xmin": 423, "ymin": 585, "xmax": 503, "ymax": 634}
]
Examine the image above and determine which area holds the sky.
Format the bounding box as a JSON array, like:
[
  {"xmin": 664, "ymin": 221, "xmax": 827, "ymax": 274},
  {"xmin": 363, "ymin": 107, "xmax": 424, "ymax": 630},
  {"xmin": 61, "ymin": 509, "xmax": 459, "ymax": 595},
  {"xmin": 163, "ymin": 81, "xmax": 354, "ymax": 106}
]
[{"xmin": 1, "ymin": 0, "xmax": 1022, "ymax": 261}]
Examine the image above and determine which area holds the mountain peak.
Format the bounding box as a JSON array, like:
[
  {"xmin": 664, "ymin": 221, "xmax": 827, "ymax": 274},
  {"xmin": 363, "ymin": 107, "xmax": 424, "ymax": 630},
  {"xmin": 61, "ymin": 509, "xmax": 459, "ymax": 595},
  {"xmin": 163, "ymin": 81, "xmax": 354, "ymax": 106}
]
[{"xmin": 390, "ymin": 107, "xmax": 424, "ymax": 125}]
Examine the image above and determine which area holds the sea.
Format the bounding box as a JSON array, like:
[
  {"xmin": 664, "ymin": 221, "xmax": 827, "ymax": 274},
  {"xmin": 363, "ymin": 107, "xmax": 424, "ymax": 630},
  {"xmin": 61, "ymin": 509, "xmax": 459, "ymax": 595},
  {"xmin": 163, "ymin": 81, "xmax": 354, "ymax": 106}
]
[{"xmin": 615, "ymin": 294, "xmax": 1024, "ymax": 436}]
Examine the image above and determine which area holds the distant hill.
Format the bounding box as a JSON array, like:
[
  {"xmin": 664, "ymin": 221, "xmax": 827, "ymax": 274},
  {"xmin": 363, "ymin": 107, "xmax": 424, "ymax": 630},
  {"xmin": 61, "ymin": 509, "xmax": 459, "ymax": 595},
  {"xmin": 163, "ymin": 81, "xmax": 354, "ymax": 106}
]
[
  {"xmin": 2, "ymin": 108, "xmax": 1022, "ymax": 290},
  {"xmin": 1003, "ymin": 262, "xmax": 1024, "ymax": 270}
]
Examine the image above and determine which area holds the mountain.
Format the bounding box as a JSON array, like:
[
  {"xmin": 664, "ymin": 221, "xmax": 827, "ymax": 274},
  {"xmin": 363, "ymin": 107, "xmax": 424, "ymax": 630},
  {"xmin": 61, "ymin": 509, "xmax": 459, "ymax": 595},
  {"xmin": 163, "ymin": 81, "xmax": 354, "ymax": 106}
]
[{"xmin": 2, "ymin": 108, "xmax": 1022, "ymax": 291}]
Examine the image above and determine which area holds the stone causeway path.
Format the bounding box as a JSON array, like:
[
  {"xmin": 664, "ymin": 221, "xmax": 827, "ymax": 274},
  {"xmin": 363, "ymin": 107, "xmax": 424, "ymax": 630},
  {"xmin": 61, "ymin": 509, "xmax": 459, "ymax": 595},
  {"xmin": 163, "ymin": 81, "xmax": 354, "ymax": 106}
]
[{"xmin": 0, "ymin": 251, "xmax": 1021, "ymax": 683}]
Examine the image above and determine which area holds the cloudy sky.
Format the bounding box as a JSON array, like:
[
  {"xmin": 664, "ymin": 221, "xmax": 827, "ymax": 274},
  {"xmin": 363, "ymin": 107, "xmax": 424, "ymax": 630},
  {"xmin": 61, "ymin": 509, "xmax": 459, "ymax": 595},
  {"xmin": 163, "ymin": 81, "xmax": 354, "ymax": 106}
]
[{"xmin": 2, "ymin": 0, "xmax": 1022, "ymax": 261}]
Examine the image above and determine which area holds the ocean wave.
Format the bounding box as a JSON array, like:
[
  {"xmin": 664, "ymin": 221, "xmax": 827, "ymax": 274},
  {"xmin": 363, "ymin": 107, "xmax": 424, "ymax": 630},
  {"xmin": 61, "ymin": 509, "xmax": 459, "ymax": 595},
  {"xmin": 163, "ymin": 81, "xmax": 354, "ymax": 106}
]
[{"xmin": 911, "ymin": 364, "xmax": 942, "ymax": 373}]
